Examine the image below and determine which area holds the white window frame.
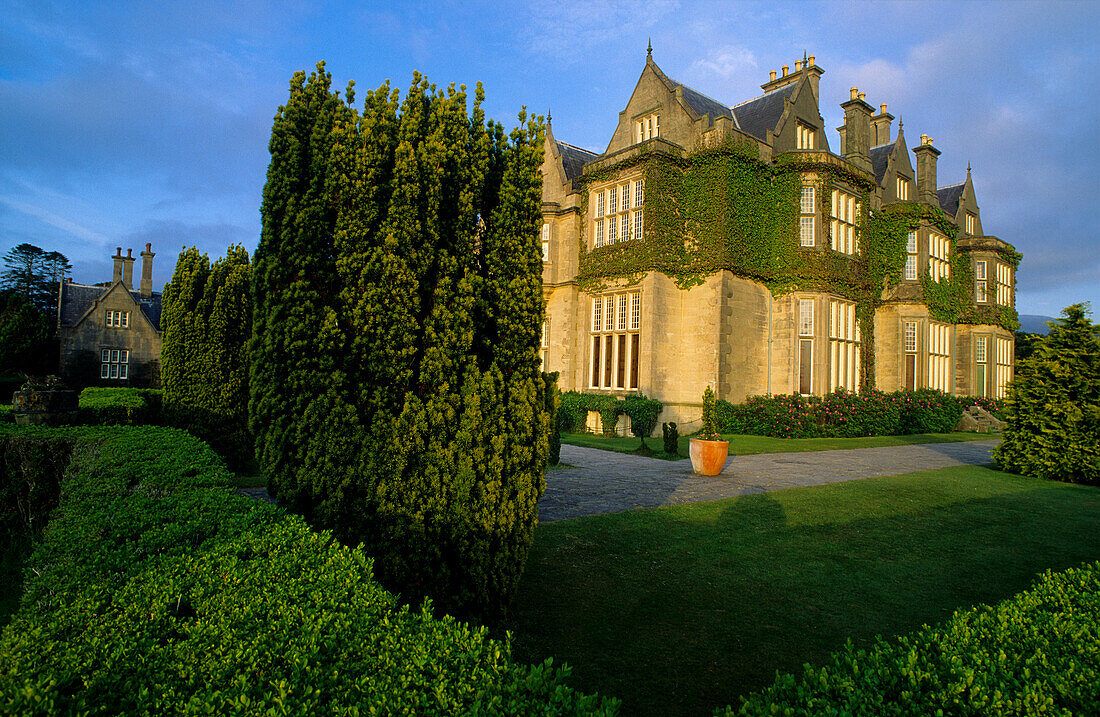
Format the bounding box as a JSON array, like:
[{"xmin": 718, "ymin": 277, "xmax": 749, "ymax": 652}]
[
  {"xmin": 896, "ymin": 176, "xmax": 910, "ymax": 201},
  {"xmin": 589, "ymin": 292, "xmax": 642, "ymax": 391},
  {"xmin": 928, "ymin": 232, "xmax": 949, "ymax": 283},
  {"xmin": 100, "ymin": 348, "xmax": 129, "ymax": 380},
  {"xmin": 541, "ymin": 223, "xmax": 550, "ymax": 262},
  {"xmin": 966, "ymin": 212, "xmax": 976, "ymax": 235},
  {"xmin": 927, "ymin": 322, "xmax": 951, "ymax": 391},
  {"xmin": 830, "ymin": 189, "xmax": 860, "ymax": 255},
  {"xmin": 828, "ymin": 299, "xmax": 861, "ymax": 392},
  {"xmin": 593, "ymin": 178, "xmax": 643, "ymax": 248},
  {"xmin": 996, "ymin": 263, "xmax": 1012, "ymax": 306},
  {"xmin": 995, "ymin": 337, "xmax": 1012, "ymax": 398},
  {"xmin": 905, "ymin": 230, "xmax": 918, "ymax": 281},
  {"xmin": 797, "ymin": 123, "xmax": 815, "ymax": 150},
  {"xmin": 800, "ymin": 185, "xmax": 815, "ymax": 247},
  {"xmin": 636, "ymin": 114, "xmax": 660, "ymax": 143}
]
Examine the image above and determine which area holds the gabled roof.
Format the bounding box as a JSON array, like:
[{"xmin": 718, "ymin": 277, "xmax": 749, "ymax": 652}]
[
  {"xmin": 669, "ymin": 80, "xmax": 734, "ymax": 127},
  {"xmin": 732, "ymin": 84, "xmax": 798, "ymax": 142},
  {"xmin": 870, "ymin": 142, "xmax": 895, "ymax": 187},
  {"xmin": 937, "ymin": 183, "xmax": 965, "ymax": 218},
  {"xmin": 59, "ymin": 281, "xmax": 163, "ymax": 331},
  {"xmin": 557, "ymin": 140, "xmax": 597, "ymax": 181}
]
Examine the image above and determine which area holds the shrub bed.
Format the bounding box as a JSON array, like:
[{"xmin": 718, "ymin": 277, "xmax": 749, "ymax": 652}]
[
  {"xmin": 0, "ymin": 425, "xmax": 616, "ymax": 715},
  {"xmin": 726, "ymin": 561, "xmax": 1100, "ymax": 715},
  {"xmin": 559, "ymin": 392, "xmax": 623, "ymax": 436},
  {"xmin": 77, "ymin": 387, "xmax": 163, "ymax": 425},
  {"xmin": 718, "ymin": 389, "xmax": 966, "ymax": 439}
]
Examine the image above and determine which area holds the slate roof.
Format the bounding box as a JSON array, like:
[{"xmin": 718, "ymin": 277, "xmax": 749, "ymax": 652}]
[
  {"xmin": 937, "ymin": 183, "xmax": 965, "ymax": 218},
  {"xmin": 869, "ymin": 142, "xmax": 895, "ymax": 187},
  {"xmin": 557, "ymin": 141, "xmax": 597, "ymax": 181},
  {"xmin": 668, "ymin": 80, "xmax": 734, "ymax": 127},
  {"xmin": 732, "ymin": 84, "xmax": 798, "ymax": 143},
  {"xmin": 58, "ymin": 281, "xmax": 163, "ymax": 331}
]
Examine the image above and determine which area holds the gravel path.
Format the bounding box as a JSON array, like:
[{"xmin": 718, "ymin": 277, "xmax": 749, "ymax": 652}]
[
  {"xmin": 237, "ymin": 439, "xmax": 1001, "ymax": 523},
  {"xmin": 539, "ymin": 439, "xmax": 1000, "ymax": 522}
]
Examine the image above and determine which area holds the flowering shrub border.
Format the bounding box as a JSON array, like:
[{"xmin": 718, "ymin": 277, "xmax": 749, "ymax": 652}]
[{"xmin": 718, "ymin": 388, "xmax": 983, "ymax": 438}]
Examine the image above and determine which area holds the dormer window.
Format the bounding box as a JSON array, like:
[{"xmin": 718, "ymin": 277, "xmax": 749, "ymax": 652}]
[
  {"xmin": 796, "ymin": 123, "xmax": 815, "ymax": 149},
  {"xmin": 965, "ymin": 212, "xmax": 976, "ymax": 234},
  {"xmin": 896, "ymin": 177, "xmax": 910, "ymax": 201},
  {"xmin": 636, "ymin": 114, "xmax": 660, "ymax": 142}
]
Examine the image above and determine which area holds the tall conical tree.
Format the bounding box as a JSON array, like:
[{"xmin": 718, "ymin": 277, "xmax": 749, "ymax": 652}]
[
  {"xmin": 251, "ymin": 62, "xmax": 347, "ymax": 505},
  {"xmin": 994, "ymin": 303, "xmax": 1100, "ymax": 484},
  {"xmin": 162, "ymin": 245, "xmax": 252, "ymax": 467},
  {"xmin": 252, "ymin": 66, "xmax": 548, "ymax": 619}
]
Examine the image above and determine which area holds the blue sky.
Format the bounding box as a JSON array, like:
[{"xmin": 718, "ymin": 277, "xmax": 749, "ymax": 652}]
[{"xmin": 2, "ymin": 0, "xmax": 1097, "ymax": 319}]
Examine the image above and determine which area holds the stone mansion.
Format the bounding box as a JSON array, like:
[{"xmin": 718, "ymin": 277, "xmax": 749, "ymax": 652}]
[{"xmin": 539, "ymin": 50, "xmax": 1018, "ymax": 426}]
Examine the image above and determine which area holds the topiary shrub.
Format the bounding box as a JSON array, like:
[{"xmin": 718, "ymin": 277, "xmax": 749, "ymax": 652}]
[
  {"xmin": 621, "ymin": 393, "xmax": 662, "ymax": 448},
  {"xmin": 77, "ymin": 387, "xmax": 162, "ymax": 425},
  {"xmin": 662, "ymin": 422, "xmax": 678, "ymax": 455},
  {"xmin": 0, "ymin": 425, "xmax": 618, "ymax": 715},
  {"xmin": 994, "ymin": 303, "xmax": 1100, "ymax": 485},
  {"xmin": 699, "ymin": 386, "xmax": 720, "ymax": 441},
  {"xmin": 726, "ymin": 562, "xmax": 1100, "ymax": 716}
]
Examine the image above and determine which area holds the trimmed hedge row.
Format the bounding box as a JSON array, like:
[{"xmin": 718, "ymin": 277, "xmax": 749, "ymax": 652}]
[
  {"xmin": 725, "ymin": 561, "xmax": 1100, "ymax": 715},
  {"xmin": 77, "ymin": 386, "xmax": 163, "ymax": 425},
  {"xmin": 558, "ymin": 391, "xmax": 663, "ymax": 438},
  {"xmin": 717, "ymin": 389, "xmax": 970, "ymax": 439},
  {"xmin": 0, "ymin": 425, "xmax": 617, "ymax": 715}
]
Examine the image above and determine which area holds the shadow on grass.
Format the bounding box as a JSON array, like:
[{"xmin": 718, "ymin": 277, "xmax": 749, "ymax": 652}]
[{"xmin": 507, "ymin": 467, "xmax": 1100, "ymax": 716}]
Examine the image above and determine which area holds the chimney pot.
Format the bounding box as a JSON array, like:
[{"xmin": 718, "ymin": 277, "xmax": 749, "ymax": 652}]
[
  {"xmin": 769, "ymin": 70, "xmax": 776, "ymax": 81},
  {"xmin": 858, "ymin": 91, "xmax": 866, "ymax": 101},
  {"xmin": 920, "ymin": 133, "xmax": 928, "ymax": 144},
  {"xmin": 115, "ymin": 247, "xmax": 122, "ymax": 257},
  {"xmin": 880, "ymin": 103, "xmax": 888, "ymax": 114},
  {"xmin": 795, "ymin": 61, "xmax": 803, "ymax": 71},
  {"xmin": 782, "ymin": 65, "xmax": 789, "ymax": 77},
  {"xmin": 808, "ymin": 55, "xmax": 815, "ymax": 65},
  {"xmin": 850, "ymin": 87, "xmax": 858, "ymax": 100}
]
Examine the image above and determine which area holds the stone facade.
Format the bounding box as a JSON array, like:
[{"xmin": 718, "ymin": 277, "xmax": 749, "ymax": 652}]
[
  {"xmin": 540, "ymin": 51, "xmax": 1017, "ymax": 426},
  {"xmin": 57, "ymin": 245, "xmax": 163, "ymax": 387}
]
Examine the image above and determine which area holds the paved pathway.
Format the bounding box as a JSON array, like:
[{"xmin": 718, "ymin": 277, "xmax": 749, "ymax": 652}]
[{"xmin": 540, "ymin": 439, "xmax": 1000, "ymax": 523}]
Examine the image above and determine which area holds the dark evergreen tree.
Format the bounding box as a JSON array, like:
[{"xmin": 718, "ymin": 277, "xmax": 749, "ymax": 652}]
[
  {"xmin": 994, "ymin": 303, "xmax": 1100, "ymax": 485},
  {"xmin": 0, "ymin": 289, "xmax": 53, "ymax": 375},
  {"xmin": 1, "ymin": 243, "xmax": 70, "ymax": 313},
  {"xmin": 252, "ymin": 68, "xmax": 548, "ymax": 619},
  {"xmin": 162, "ymin": 245, "xmax": 252, "ymax": 467}
]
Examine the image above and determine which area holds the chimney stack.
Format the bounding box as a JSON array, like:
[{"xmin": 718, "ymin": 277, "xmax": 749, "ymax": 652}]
[
  {"xmin": 140, "ymin": 243, "xmax": 155, "ymax": 298},
  {"xmin": 122, "ymin": 248, "xmax": 136, "ymax": 290},
  {"xmin": 870, "ymin": 103, "xmax": 894, "ymax": 146},
  {"xmin": 769, "ymin": 70, "xmax": 776, "ymax": 81},
  {"xmin": 112, "ymin": 247, "xmax": 124, "ymax": 284},
  {"xmin": 912, "ymin": 134, "xmax": 942, "ymax": 207},
  {"xmin": 839, "ymin": 86, "xmax": 874, "ymax": 173},
  {"xmin": 761, "ymin": 55, "xmax": 824, "ymax": 95}
]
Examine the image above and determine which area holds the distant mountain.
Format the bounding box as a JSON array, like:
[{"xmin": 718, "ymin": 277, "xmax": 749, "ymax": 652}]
[{"xmin": 1018, "ymin": 314, "xmax": 1057, "ymax": 335}]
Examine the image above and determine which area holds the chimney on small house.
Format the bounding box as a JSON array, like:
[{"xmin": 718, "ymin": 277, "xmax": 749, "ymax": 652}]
[
  {"xmin": 871, "ymin": 103, "xmax": 894, "ymax": 146},
  {"xmin": 839, "ymin": 86, "xmax": 873, "ymax": 173},
  {"xmin": 140, "ymin": 243, "xmax": 155, "ymax": 298},
  {"xmin": 112, "ymin": 247, "xmax": 124, "ymax": 284},
  {"xmin": 913, "ymin": 134, "xmax": 942, "ymax": 207},
  {"xmin": 122, "ymin": 248, "xmax": 136, "ymax": 290}
]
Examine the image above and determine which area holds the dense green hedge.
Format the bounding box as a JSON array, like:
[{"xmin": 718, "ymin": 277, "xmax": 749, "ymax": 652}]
[
  {"xmin": 725, "ymin": 561, "xmax": 1100, "ymax": 715},
  {"xmin": 0, "ymin": 425, "xmax": 617, "ymax": 714},
  {"xmin": 77, "ymin": 387, "xmax": 163, "ymax": 425},
  {"xmin": 718, "ymin": 389, "xmax": 966, "ymax": 438},
  {"xmin": 559, "ymin": 392, "xmax": 663, "ymax": 439}
]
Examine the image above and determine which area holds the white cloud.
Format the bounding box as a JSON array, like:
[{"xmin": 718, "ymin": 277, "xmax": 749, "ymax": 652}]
[
  {"xmin": 0, "ymin": 195, "xmax": 111, "ymax": 245},
  {"xmin": 689, "ymin": 45, "xmax": 758, "ymax": 80}
]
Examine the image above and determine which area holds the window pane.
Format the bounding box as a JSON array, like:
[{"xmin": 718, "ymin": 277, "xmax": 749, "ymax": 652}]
[
  {"xmin": 630, "ymin": 333, "xmax": 639, "ymax": 389},
  {"xmin": 603, "ymin": 335, "xmax": 613, "ymax": 387},
  {"xmin": 101, "ymin": 348, "xmax": 110, "ymax": 362},
  {"xmin": 109, "ymin": 364, "xmax": 118, "ymax": 379},
  {"xmin": 120, "ymin": 350, "xmax": 129, "ymax": 362},
  {"xmin": 101, "ymin": 363, "xmax": 110, "ymax": 379},
  {"xmin": 110, "ymin": 349, "xmax": 119, "ymax": 363},
  {"xmin": 119, "ymin": 364, "xmax": 128, "ymax": 379},
  {"xmin": 617, "ymin": 334, "xmax": 627, "ymax": 388},
  {"xmin": 122, "ymin": 312, "xmax": 129, "ymax": 327},
  {"xmin": 591, "ymin": 337, "xmax": 601, "ymax": 387}
]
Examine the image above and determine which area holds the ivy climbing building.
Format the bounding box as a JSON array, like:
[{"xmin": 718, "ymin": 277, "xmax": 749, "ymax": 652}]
[{"xmin": 539, "ymin": 50, "xmax": 1019, "ymax": 426}]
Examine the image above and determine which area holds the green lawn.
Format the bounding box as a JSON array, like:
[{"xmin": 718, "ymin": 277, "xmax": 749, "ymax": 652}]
[
  {"xmin": 561, "ymin": 430, "xmax": 996, "ymax": 459},
  {"xmin": 504, "ymin": 466, "xmax": 1100, "ymax": 716}
]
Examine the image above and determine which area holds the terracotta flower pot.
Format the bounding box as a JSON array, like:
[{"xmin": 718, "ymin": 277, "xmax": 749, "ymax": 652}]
[{"xmin": 689, "ymin": 438, "xmax": 729, "ymax": 476}]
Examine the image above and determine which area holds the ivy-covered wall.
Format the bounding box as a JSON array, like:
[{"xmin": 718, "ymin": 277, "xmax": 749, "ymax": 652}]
[{"xmin": 572, "ymin": 136, "xmax": 1019, "ymax": 393}]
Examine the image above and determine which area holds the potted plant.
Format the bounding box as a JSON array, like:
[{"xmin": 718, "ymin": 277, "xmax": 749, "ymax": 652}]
[{"xmin": 689, "ymin": 386, "xmax": 729, "ymax": 475}]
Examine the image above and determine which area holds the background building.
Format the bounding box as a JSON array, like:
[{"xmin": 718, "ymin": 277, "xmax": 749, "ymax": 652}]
[
  {"xmin": 57, "ymin": 244, "xmax": 162, "ymax": 387},
  {"xmin": 540, "ymin": 51, "xmax": 1017, "ymax": 426}
]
